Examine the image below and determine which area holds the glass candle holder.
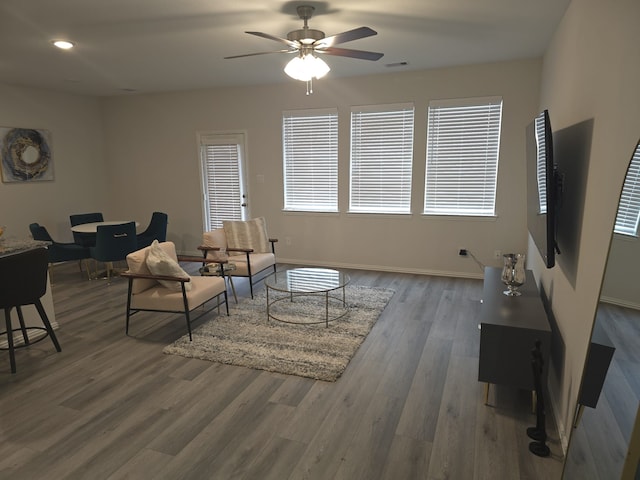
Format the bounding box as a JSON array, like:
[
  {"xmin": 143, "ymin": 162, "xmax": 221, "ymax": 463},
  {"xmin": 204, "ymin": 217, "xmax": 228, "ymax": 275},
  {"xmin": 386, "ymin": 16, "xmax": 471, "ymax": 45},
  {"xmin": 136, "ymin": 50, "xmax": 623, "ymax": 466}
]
[{"xmin": 501, "ymin": 253, "xmax": 526, "ymax": 296}]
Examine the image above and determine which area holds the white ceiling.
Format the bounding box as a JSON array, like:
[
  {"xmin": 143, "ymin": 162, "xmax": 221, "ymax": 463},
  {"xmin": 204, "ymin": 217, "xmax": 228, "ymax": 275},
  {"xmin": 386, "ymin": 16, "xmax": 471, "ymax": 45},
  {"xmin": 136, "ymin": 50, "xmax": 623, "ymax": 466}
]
[{"xmin": 0, "ymin": 0, "xmax": 571, "ymax": 97}]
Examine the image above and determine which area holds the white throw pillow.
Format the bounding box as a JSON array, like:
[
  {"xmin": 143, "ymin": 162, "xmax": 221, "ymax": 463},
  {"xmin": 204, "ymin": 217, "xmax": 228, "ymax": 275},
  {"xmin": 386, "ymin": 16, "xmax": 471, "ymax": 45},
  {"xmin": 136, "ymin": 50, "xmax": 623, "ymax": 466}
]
[{"xmin": 146, "ymin": 240, "xmax": 192, "ymax": 291}]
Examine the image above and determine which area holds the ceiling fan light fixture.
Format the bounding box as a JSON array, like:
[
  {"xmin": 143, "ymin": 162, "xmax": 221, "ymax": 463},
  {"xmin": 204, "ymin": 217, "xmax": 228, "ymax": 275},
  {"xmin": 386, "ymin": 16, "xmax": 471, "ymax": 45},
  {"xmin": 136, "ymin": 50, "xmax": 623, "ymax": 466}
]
[
  {"xmin": 284, "ymin": 54, "xmax": 330, "ymax": 81},
  {"xmin": 52, "ymin": 40, "xmax": 75, "ymax": 50}
]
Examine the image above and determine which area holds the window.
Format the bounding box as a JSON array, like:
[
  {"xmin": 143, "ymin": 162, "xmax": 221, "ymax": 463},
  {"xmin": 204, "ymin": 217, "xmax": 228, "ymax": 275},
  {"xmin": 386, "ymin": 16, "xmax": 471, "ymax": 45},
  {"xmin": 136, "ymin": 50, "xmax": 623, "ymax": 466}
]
[
  {"xmin": 199, "ymin": 132, "xmax": 247, "ymax": 230},
  {"xmin": 282, "ymin": 109, "xmax": 338, "ymax": 212},
  {"xmin": 424, "ymin": 97, "xmax": 503, "ymax": 216},
  {"xmin": 534, "ymin": 114, "xmax": 548, "ymax": 214},
  {"xmin": 349, "ymin": 104, "xmax": 414, "ymax": 214},
  {"xmin": 614, "ymin": 142, "xmax": 640, "ymax": 237}
]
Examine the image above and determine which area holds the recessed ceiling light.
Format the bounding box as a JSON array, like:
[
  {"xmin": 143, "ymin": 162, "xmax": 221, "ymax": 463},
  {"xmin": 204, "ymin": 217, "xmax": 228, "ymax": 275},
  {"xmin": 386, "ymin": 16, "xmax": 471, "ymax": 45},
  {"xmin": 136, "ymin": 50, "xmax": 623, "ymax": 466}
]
[{"xmin": 52, "ymin": 40, "xmax": 75, "ymax": 50}]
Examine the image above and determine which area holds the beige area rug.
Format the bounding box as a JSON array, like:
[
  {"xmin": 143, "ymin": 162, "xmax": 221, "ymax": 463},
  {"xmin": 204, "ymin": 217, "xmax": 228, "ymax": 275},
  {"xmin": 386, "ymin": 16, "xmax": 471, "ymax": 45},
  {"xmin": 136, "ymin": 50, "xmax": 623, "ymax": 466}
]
[{"xmin": 163, "ymin": 285, "xmax": 394, "ymax": 382}]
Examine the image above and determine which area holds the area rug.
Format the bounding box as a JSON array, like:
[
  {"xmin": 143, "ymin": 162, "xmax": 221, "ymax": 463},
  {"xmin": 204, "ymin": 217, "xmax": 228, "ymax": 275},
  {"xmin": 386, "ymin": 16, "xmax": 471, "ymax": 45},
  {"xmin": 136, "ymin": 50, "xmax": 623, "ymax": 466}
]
[{"xmin": 163, "ymin": 285, "xmax": 394, "ymax": 381}]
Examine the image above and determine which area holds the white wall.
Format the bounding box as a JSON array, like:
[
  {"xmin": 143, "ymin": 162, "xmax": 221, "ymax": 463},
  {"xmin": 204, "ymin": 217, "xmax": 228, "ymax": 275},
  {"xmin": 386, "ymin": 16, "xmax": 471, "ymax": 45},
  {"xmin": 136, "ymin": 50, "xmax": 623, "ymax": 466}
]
[
  {"xmin": 532, "ymin": 0, "xmax": 640, "ymax": 450},
  {"xmin": 101, "ymin": 58, "xmax": 541, "ymax": 277},
  {"xmin": 0, "ymin": 84, "xmax": 107, "ymax": 241},
  {"xmin": 601, "ymin": 235, "xmax": 640, "ymax": 309}
]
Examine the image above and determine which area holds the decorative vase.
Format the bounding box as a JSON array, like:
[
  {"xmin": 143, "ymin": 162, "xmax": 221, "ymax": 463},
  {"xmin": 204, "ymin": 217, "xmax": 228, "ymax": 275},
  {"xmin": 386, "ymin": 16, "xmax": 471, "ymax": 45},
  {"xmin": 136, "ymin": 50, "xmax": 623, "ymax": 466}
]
[{"xmin": 501, "ymin": 253, "xmax": 526, "ymax": 296}]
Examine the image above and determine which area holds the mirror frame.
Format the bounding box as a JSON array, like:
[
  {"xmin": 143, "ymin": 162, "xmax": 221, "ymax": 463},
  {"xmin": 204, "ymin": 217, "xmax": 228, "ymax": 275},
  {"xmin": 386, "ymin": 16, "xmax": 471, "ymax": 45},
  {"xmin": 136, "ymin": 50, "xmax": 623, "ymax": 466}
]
[{"xmin": 562, "ymin": 138, "xmax": 640, "ymax": 478}]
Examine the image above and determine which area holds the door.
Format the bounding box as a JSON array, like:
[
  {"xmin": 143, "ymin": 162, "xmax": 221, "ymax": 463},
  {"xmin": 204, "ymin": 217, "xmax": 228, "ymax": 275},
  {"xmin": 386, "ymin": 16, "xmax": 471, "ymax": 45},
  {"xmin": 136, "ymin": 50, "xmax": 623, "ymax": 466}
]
[{"xmin": 199, "ymin": 132, "xmax": 248, "ymax": 230}]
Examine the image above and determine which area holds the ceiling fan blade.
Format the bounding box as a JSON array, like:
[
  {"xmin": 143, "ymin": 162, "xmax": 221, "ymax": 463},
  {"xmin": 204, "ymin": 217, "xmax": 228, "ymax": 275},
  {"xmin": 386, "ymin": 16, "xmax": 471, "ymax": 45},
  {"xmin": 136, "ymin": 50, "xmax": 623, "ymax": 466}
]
[
  {"xmin": 315, "ymin": 26, "xmax": 377, "ymax": 48},
  {"xmin": 246, "ymin": 31, "xmax": 299, "ymax": 48},
  {"xmin": 224, "ymin": 49, "xmax": 294, "ymax": 59},
  {"xmin": 317, "ymin": 47, "xmax": 384, "ymax": 61}
]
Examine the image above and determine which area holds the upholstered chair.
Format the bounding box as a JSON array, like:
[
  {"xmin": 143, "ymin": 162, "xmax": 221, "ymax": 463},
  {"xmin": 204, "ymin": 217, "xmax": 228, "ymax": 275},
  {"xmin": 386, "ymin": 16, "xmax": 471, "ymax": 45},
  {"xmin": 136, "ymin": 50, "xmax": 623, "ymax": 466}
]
[
  {"xmin": 136, "ymin": 211, "xmax": 168, "ymax": 249},
  {"xmin": 199, "ymin": 217, "xmax": 277, "ymax": 298},
  {"xmin": 29, "ymin": 222, "xmax": 92, "ymax": 280},
  {"xmin": 121, "ymin": 241, "xmax": 228, "ymax": 340},
  {"xmin": 69, "ymin": 212, "xmax": 104, "ymax": 247}
]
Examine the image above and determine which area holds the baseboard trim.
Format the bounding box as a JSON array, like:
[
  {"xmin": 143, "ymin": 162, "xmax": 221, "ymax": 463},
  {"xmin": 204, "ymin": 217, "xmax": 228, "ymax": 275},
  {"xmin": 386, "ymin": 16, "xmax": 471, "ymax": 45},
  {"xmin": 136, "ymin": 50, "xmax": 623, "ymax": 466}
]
[
  {"xmin": 547, "ymin": 367, "xmax": 571, "ymax": 455},
  {"xmin": 275, "ymin": 257, "xmax": 485, "ymax": 280},
  {"xmin": 600, "ymin": 296, "xmax": 640, "ymax": 311}
]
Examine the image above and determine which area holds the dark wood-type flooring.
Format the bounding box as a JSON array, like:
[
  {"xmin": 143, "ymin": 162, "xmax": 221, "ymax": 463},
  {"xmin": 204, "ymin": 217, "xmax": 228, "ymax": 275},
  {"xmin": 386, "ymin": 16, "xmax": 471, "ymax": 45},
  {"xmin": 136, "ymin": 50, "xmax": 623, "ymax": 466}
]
[{"xmin": 0, "ymin": 261, "xmax": 564, "ymax": 479}]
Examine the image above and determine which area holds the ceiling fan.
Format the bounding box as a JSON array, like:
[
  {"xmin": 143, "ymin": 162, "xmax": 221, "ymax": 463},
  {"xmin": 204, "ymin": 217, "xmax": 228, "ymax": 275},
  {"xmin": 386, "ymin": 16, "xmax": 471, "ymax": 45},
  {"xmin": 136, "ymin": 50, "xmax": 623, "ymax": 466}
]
[{"xmin": 225, "ymin": 5, "xmax": 384, "ymax": 93}]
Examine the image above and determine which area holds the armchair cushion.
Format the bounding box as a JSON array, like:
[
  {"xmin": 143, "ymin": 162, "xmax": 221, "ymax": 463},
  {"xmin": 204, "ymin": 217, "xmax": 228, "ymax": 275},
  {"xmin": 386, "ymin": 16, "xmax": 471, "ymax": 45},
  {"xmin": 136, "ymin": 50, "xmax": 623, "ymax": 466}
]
[
  {"xmin": 126, "ymin": 240, "xmax": 178, "ymax": 294},
  {"xmin": 223, "ymin": 217, "xmax": 270, "ymax": 254},
  {"xmin": 146, "ymin": 240, "xmax": 191, "ymax": 291},
  {"xmin": 128, "ymin": 276, "xmax": 219, "ymax": 311},
  {"xmin": 220, "ymin": 252, "xmax": 275, "ymax": 276},
  {"xmin": 202, "ymin": 228, "xmax": 227, "ymax": 251}
]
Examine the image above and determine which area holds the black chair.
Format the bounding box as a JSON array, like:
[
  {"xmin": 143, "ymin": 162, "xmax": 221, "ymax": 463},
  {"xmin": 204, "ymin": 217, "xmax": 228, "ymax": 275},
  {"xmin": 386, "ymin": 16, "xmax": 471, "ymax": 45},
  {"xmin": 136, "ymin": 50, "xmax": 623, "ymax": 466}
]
[
  {"xmin": 136, "ymin": 212, "xmax": 168, "ymax": 249},
  {"xmin": 70, "ymin": 212, "xmax": 104, "ymax": 247},
  {"xmin": 29, "ymin": 223, "xmax": 91, "ymax": 280},
  {"xmin": 89, "ymin": 222, "xmax": 137, "ymax": 281},
  {"xmin": 0, "ymin": 248, "xmax": 61, "ymax": 373}
]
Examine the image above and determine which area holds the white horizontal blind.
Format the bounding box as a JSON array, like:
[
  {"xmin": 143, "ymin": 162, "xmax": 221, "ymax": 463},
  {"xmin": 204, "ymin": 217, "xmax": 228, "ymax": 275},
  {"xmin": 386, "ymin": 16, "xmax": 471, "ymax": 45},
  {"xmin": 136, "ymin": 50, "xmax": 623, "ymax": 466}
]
[
  {"xmin": 535, "ymin": 113, "xmax": 548, "ymax": 214},
  {"xmin": 349, "ymin": 104, "xmax": 414, "ymax": 213},
  {"xmin": 283, "ymin": 109, "xmax": 338, "ymax": 212},
  {"xmin": 424, "ymin": 97, "xmax": 503, "ymax": 216},
  {"xmin": 614, "ymin": 143, "xmax": 640, "ymax": 236},
  {"xmin": 200, "ymin": 133, "xmax": 245, "ymax": 230}
]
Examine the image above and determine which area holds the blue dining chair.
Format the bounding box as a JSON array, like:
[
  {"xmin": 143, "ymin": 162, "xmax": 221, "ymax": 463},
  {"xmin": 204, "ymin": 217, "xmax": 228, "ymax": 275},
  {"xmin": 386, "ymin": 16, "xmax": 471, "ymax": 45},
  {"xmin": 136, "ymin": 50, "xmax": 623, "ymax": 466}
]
[
  {"xmin": 136, "ymin": 211, "xmax": 168, "ymax": 249},
  {"xmin": 89, "ymin": 222, "xmax": 137, "ymax": 282},
  {"xmin": 29, "ymin": 223, "xmax": 92, "ymax": 280},
  {"xmin": 70, "ymin": 212, "xmax": 104, "ymax": 247}
]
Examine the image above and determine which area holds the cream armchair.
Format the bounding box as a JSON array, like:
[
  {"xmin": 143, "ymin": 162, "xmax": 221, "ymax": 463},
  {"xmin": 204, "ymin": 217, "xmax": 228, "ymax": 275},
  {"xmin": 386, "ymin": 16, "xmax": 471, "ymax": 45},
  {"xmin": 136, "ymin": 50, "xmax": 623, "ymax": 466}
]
[
  {"xmin": 121, "ymin": 241, "xmax": 228, "ymax": 340},
  {"xmin": 199, "ymin": 217, "xmax": 277, "ymax": 299}
]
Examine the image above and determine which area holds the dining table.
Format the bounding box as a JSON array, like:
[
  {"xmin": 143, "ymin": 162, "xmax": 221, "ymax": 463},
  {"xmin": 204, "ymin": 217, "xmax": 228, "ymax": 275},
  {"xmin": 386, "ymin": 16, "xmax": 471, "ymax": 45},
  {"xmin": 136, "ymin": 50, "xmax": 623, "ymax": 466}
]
[{"xmin": 70, "ymin": 220, "xmax": 140, "ymax": 233}]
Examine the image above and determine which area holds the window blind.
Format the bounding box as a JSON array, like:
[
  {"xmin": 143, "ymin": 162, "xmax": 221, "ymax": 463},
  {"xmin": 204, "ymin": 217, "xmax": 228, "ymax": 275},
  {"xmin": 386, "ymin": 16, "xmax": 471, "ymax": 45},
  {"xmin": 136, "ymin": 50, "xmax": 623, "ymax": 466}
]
[
  {"xmin": 282, "ymin": 109, "xmax": 338, "ymax": 212},
  {"xmin": 200, "ymin": 133, "xmax": 245, "ymax": 230},
  {"xmin": 614, "ymin": 143, "xmax": 640, "ymax": 236},
  {"xmin": 424, "ymin": 97, "xmax": 503, "ymax": 216},
  {"xmin": 535, "ymin": 114, "xmax": 548, "ymax": 214},
  {"xmin": 349, "ymin": 104, "xmax": 414, "ymax": 214}
]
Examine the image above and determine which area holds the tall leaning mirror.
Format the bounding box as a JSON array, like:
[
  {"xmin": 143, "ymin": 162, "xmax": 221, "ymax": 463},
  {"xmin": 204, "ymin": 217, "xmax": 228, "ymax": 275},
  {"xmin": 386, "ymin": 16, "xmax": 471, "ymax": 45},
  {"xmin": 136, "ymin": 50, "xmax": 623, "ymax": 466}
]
[{"xmin": 563, "ymin": 138, "xmax": 640, "ymax": 479}]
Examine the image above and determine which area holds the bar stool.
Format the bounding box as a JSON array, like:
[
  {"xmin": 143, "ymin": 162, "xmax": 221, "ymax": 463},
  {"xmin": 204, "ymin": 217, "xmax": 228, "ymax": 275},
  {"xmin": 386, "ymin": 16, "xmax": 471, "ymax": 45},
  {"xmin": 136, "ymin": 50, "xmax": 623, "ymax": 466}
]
[{"xmin": 0, "ymin": 248, "xmax": 61, "ymax": 373}]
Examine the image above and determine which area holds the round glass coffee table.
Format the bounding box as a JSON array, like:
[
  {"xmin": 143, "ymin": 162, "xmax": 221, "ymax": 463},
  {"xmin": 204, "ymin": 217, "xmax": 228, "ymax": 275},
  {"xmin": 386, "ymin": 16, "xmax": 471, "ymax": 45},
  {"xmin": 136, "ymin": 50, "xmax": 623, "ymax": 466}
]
[{"xmin": 265, "ymin": 267, "xmax": 350, "ymax": 327}]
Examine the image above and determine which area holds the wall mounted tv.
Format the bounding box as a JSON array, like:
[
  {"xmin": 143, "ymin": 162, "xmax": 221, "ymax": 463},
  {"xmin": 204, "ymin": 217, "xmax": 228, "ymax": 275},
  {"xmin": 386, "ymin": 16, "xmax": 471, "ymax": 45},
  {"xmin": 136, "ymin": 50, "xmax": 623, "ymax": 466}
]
[{"xmin": 526, "ymin": 109, "xmax": 559, "ymax": 268}]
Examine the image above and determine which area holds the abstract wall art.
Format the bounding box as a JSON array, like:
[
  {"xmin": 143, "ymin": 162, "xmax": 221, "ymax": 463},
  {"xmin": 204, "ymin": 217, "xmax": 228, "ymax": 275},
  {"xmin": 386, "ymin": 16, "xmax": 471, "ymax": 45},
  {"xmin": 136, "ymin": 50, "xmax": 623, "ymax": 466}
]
[{"xmin": 0, "ymin": 127, "xmax": 54, "ymax": 182}]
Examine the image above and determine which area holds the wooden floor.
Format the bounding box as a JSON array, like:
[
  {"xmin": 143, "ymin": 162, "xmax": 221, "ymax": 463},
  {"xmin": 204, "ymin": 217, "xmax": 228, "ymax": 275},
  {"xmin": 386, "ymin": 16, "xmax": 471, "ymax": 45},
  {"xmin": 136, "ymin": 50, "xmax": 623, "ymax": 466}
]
[{"xmin": 0, "ymin": 262, "xmax": 565, "ymax": 479}]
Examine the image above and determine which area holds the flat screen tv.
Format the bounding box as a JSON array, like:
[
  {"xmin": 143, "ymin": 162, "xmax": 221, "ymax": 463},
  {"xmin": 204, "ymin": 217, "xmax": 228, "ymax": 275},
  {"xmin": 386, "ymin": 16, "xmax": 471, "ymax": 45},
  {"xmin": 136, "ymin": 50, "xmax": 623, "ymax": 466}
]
[{"xmin": 526, "ymin": 109, "xmax": 558, "ymax": 268}]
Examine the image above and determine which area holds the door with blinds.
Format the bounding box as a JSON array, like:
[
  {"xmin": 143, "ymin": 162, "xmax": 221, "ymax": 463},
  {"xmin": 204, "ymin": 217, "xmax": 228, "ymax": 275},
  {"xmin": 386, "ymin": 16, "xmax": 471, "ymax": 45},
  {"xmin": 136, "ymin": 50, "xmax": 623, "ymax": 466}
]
[{"xmin": 199, "ymin": 132, "xmax": 248, "ymax": 230}]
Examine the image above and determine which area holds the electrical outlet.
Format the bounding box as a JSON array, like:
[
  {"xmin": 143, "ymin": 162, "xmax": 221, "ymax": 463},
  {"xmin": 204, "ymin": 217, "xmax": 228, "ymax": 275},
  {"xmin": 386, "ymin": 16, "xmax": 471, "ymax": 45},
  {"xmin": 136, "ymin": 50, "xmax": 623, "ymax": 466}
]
[
  {"xmin": 494, "ymin": 250, "xmax": 502, "ymax": 259},
  {"xmin": 285, "ymin": 236, "xmax": 292, "ymax": 246}
]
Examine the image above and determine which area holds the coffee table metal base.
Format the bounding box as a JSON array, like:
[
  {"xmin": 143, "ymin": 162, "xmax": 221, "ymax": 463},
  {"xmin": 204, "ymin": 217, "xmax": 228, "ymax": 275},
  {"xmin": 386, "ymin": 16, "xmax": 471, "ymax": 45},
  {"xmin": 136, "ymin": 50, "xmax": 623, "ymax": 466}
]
[
  {"xmin": 265, "ymin": 268, "xmax": 350, "ymax": 328},
  {"xmin": 266, "ymin": 291, "xmax": 348, "ymax": 328}
]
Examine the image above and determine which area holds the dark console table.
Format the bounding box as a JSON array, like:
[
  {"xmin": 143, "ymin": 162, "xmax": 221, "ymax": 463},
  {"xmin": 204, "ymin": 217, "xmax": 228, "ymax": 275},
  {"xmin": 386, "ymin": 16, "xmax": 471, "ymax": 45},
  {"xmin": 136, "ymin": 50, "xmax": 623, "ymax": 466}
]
[{"xmin": 478, "ymin": 267, "xmax": 551, "ymax": 406}]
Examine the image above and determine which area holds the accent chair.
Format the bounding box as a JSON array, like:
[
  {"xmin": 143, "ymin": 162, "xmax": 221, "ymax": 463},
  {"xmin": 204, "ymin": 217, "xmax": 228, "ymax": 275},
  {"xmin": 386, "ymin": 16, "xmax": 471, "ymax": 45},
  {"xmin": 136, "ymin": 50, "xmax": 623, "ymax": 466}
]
[{"xmin": 199, "ymin": 217, "xmax": 277, "ymax": 299}]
